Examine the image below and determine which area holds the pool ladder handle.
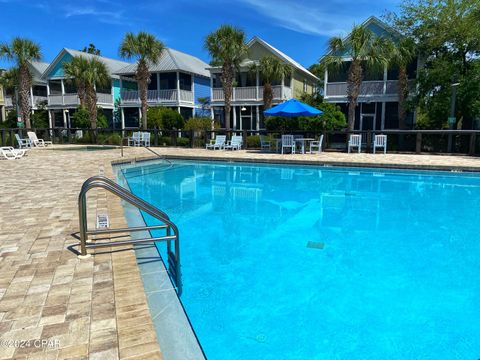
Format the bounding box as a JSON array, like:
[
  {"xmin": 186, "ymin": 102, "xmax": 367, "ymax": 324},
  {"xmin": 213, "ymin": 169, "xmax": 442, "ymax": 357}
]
[{"xmin": 77, "ymin": 175, "xmax": 182, "ymax": 295}]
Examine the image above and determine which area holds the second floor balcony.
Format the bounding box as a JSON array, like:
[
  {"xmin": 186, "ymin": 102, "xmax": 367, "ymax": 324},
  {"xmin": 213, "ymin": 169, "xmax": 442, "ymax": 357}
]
[
  {"xmin": 211, "ymin": 85, "xmax": 292, "ymax": 103},
  {"xmin": 5, "ymin": 95, "xmax": 48, "ymax": 108},
  {"xmin": 324, "ymin": 80, "xmax": 414, "ymax": 100},
  {"xmin": 120, "ymin": 89, "xmax": 194, "ymax": 105},
  {"xmin": 48, "ymin": 93, "xmax": 113, "ymax": 107}
]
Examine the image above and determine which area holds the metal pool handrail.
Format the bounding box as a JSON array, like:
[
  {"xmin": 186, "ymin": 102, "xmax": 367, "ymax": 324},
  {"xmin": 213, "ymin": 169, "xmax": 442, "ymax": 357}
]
[{"xmin": 77, "ymin": 175, "xmax": 182, "ymax": 295}]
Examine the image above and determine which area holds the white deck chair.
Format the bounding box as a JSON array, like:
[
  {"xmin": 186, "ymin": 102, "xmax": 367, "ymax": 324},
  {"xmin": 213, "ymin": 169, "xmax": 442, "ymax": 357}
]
[
  {"xmin": 15, "ymin": 134, "xmax": 31, "ymax": 149},
  {"xmin": 224, "ymin": 135, "xmax": 243, "ymax": 151},
  {"xmin": 27, "ymin": 131, "xmax": 52, "ymax": 147},
  {"xmin": 141, "ymin": 132, "xmax": 151, "ymax": 147},
  {"xmin": 206, "ymin": 135, "xmax": 226, "ymax": 150},
  {"xmin": 260, "ymin": 135, "xmax": 271, "ymax": 151},
  {"xmin": 1, "ymin": 147, "xmax": 26, "ymax": 160},
  {"xmin": 309, "ymin": 134, "xmax": 324, "ymax": 154},
  {"xmin": 281, "ymin": 135, "xmax": 295, "ymax": 154},
  {"xmin": 348, "ymin": 134, "xmax": 362, "ymax": 153},
  {"xmin": 128, "ymin": 132, "xmax": 141, "ymax": 146},
  {"xmin": 373, "ymin": 135, "xmax": 387, "ymax": 154}
]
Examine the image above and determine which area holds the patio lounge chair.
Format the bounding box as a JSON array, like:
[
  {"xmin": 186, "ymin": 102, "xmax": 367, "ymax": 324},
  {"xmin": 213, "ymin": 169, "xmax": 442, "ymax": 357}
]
[
  {"xmin": 281, "ymin": 135, "xmax": 295, "ymax": 154},
  {"xmin": 348, "ymin": 134, "xmax": 362, "ymax": 153},
  {"xmin": 128, "ymin": 132, "xmax": 141, "ymax": 147},
  {"xmin": 225, "ymin": 135, "xmax": 243, "ymax": 151},
  {"xmin": 373, "ymin": 135, "xmax": 387, "ymax": 154},
  {"xmin": 15, "ymin": 134, "xmax": 31, "ymax": 149},
  {"xmin": 309, "ymin": 134, "xmax": 324, "ymax": 154},
  {"xmin": 1, "ymin": 147, "xmax": 26, "ymax": 160},
  {"xmin": 27, "ymin": 131, "xmax": 52, "ymax": 147},
  {"xmin": 206, "ymin": 135, "xmax": 226, "ymax": 150},
  {"xmin": 260, "ymin": 135, "xmax": 271, "ymax": 151}
]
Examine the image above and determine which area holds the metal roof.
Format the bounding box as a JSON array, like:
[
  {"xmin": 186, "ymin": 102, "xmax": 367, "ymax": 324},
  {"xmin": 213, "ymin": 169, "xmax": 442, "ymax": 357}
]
[
  {"xmin": 115, "ymin": 48, "xmax": 210, "ymax": 77},
  {"xmin": 248, "ymin": 37, "xmax": 319, "ymax": 81},
  {"xmin": 42, "ymin": 48, "xmax": 130, "ymax": 79},
  {"xmin": 29, "ymin": 61, "xmax": 50, "ymax": 83}
]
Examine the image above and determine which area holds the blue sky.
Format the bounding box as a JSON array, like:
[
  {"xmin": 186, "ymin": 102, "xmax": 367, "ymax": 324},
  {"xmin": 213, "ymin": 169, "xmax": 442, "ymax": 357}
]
[{"xmin": 0, "ymin": 0, "xmax": 401, "ymax": 70}]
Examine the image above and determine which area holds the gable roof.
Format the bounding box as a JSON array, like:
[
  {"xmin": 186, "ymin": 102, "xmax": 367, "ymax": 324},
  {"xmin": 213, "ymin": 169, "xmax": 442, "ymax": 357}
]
[
  {"xmin": 321, "ymin": 16, "xmax": 402, "ymax": 59},
  {"xmin": 42, "ymin": 48, "xmax": 130, "ymax": 79},
  {"xmin": 115, "ymin": 48, "xmax": 210, "ymax": 77},
  {"xmin": 28, "ymin": 61, "xmax": 50, "ymax": 84},
  {"xmin": 247, "ymin": 37, "xmax": 319, "ymax": 81}
]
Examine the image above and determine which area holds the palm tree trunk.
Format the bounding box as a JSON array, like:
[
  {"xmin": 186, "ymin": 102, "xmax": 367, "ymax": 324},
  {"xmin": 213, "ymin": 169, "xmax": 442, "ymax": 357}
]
[
  {"xmin": 86, "ymin": 87, "xmax": 97, "ymax": 129},
  {"xmin": 221, "ymin": 63, "xmax": 234, "ymax": 130},
  {"xmin": 263, "ymin": 83, "xmax": 273, "ymax": 110},
  {"xmin": 18, "ymin": 64, "xmax": 32, "ymax": 128},
  {"xmin": 398, "ymin": 67, "xmax": 408, "ymax": 130},
  {"xmin": 136, "ymin": 61, "xmax": 149, "ymax": 130},
  {"xmin": 346, "ymin": 61, "xmax": 362, "ymax": 131}
]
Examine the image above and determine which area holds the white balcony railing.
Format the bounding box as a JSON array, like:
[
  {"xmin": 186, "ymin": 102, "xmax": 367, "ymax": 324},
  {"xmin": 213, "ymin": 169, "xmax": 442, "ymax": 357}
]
[
  {"xmin": 5, "ymin": 96, "xmax": 13, "ymax": 107},
  {"xmin": 32, "ymin": 95, "xmax": 48, "ymax": 106},
  {"xmin": 212, "ymin": 85, "xmax": 291, "ymax": 102},
  {"xmin": 48, "ymin": 93, "xmax": 112, "ymax": 106},
  {"xmin": 121, "ymin": 89, "xmax": 193, "ymax": 104},
  {"xmin": 326, "ymin": 80, "xmax": 402, "ymax": 98}
]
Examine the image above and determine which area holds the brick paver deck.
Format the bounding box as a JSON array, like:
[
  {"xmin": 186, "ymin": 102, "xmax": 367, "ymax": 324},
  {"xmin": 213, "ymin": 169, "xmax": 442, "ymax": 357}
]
[{"xmin": 0, "ymin": 145, "xmax": 479, "ymax": 359}]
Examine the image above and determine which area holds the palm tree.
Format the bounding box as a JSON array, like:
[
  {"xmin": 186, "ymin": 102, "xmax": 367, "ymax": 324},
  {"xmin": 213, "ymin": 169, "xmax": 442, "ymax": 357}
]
[
  {"xmin": 0, "ymin": 68, "xmax": 19, "ymax": 110},
  {"xmin": 386, "ymin": 38, "xmax": 416, "ymax": 129},
  {"xmin": 205, "ymin": 25, "xmax": 247, "ymax": 130},
  {"xmin": 322, "ymin": 26, "xmax": 389, "ymax": 131},
  {"xmin": 119, "ymin": 32, "xmax": 165, "ymax": 130},
  {"xmin": 251, "ymin": 55, "xmax": 291, "ymax": 110},
  {"xmin": 83, "ymin": 57, "xmax": 110, "ymax": 129},
  {"xmin": 63, "ymin": 56, "xmax": 89, "ymax": 107},
  {"xmin": 0, "ymin": 38, "xmax": 41, "ymax": 128}
]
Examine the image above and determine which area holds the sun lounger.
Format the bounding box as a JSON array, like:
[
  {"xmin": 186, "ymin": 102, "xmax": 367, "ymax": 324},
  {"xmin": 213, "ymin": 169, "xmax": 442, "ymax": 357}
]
[
  {"xmin": 206, "ymin": 135, "xmax": 226, "ymax": 150},
  {"xmin": 1, "ymin": 147, "xmax": 26, "ymax": 160},
  {"xmin": 27, "ymin": 131, "xmax": 52, "ymax": 147}
]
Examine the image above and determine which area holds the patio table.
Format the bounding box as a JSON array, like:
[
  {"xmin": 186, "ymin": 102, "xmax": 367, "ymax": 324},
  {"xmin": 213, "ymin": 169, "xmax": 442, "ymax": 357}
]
[{"xmin": 295, "ymin": 138, "xmax": 315, "ymax": 154}]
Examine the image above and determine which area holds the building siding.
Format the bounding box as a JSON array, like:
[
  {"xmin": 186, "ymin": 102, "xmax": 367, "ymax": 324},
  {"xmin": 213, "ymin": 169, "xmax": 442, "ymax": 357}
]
[{"xmin": 47, "ymin": 52, "xmax": 73, "ymax": 78}]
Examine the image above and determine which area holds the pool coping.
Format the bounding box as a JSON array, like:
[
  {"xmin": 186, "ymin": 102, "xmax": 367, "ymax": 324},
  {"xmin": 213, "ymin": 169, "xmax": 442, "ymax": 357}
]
[{"xmin": 112, "ymin": 153, "xmax": 480, "ymax": 173}]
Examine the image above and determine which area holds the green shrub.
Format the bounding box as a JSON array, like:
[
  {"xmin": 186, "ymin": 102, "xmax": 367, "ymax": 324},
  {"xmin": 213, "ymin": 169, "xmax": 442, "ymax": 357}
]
[
  {"xmin": 246, "ymin": 135, "xmax": 260, "ymax": 148},
  {"xmin": 71, "ymin": 107, "xmax": 90, "ymax": 128},
  {"xmin": 99, "ymin": 133, "xmax": 121, "ymax": 145},
  {"xmin": 265, "ymin": 116, "xmax": 299, "ymax": 132},
  {"xmin": 147, "ymin": 107, "xmax": 185, "ymax": 129},
  {"xmin": 0, "ymin": 111, "xmax": 17, "ymax": 128},
  {"xmin": 96, "ymin": 108, "xmax": 109, "ymax": 129},
  {"xmin": 158, "ymin": 136, "xmax": 172, "ymax": 146},
  {"xmin": 184, "ymin": 117, "xmax": 218, "ymax": 131},
  {"xmin": 299, "ymin": 103, "xmax": 347, "ymax": 132},
  {"xmin": 31, "ymin": 111, "xmax": 49, "ymax": 128},
  {"xmin": 176, "ymin": 137, "xmax": 189, "ymax": 147}
]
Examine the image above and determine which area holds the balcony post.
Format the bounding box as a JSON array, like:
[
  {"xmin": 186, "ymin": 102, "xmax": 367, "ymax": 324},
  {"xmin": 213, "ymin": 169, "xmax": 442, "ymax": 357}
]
[
  {"xmin": 324, "ymin": 69, "xmax": 328, "ymax": 97},
  {"xmin": 383, "ymin": 65, "xmax": 387, "ymax": 95},
  {"xmin": 233, "ymin": 87, "xmax": 236, "ymax": 102},
  {"xmin": 61, "ymin": 79, "xmax": 65, "ymax": 105},
  {"xmin": 157, "ymin": 73, "xmax": 160, "ymax": 102},
  {"xmin": 176, "ymin": 71, "xmax": 180, "ymax": 104},
  {"xmin": 256, "ymin": 68, "xmax": 260, "ymax": 100},
  {"xmin": 281, "ymin": 74, "xmax": 284, "ymax": 100},
  {"xmin": 30, "ymin": 86, "xmax": 34, "ymax": 109}
]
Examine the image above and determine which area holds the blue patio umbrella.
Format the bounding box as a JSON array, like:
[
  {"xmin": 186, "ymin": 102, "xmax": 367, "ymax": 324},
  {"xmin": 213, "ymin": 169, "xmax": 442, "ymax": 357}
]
[{"xmin": 264, "ymin": 99, "xmax": 323, "ymax": 117}]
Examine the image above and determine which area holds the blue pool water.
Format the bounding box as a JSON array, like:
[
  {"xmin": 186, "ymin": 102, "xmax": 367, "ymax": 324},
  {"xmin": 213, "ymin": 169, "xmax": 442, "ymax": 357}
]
[{"xmin": 122, "ymin": 160, "xmax": 480, "ymax": 360}]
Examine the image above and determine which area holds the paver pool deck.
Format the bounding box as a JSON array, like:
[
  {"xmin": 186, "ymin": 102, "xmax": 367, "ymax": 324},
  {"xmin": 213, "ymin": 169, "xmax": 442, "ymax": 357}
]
[{"xmin": 0, "ymin": 145, "xmax": 479, "ymax": 359}]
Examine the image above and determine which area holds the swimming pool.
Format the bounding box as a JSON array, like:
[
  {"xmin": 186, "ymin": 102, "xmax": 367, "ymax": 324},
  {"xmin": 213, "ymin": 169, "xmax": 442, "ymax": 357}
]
[{"xmin": 121, "ymin": 159, "xmax": 480, "ymax": 360}]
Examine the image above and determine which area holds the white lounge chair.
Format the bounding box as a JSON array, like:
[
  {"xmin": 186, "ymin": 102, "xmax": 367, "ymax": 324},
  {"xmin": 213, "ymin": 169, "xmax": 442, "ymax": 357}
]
[
  {"xmin": 128, "ymin": 132, "xmax": 141, "ymax": 147},
  {"xmin": 373, "ymin": 134, "xmax": 387, "ymax": 154},
  {"xmin": 309, "ymin": 134, "xmax": 324, "ymax": 154},
  {"xmin": 348, "ymin": 134, "xmax": 362, "ymax": 153},
  {"xmin": 225, "ymin": 135, "xmax": 243, "ymax": 151},
  {"xmin": 27, "ymin": 131, "xmax": 52, "ymax": 147},
  {"xmin": 1, "ymin": 147, "xmax": 26, "ymax": 160},
  {"xmin": 281, "ymin": 135, "xmax": 295, "ymax": 154},
  {"xmin": 206, "ymin": 135, "xmax": 226, "ymax": 150},
  {"xmin": 260, "ymin": 135, "xmax": 271, "ymax": 151},
  {"xmin": 15, "ymin": 134, "xmax": 31, "ymax": 149}
]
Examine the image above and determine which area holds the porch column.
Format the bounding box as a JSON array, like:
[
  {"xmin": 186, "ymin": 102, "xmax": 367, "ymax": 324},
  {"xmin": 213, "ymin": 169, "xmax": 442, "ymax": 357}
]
[
  {"xmin": 256, "ymin": 106, "xmax": 260, "ymax": 131},
  {"xmin": 138, "ymin": 107, "xmax": 142, "ymax": 127},
  {"xmin": 176, "ymin": 71, "xmax": 180, "ymax": 104},
  {"xmin": 60, "ymin": 79, "xmax": 65, "ymax": 105},
  {"xmin": 324, "ymin": 69, "xmax": 328, "ymax": 97},
  {"xmin": 191, "ymin": 74, "xmax": 195, "ymax": 116},
  {"xmin": 233, "ymin": 105, "xmax": 237, "ymax": 130},
  {"xmin": 62, "ymin": 109, "xmax": 67, "ymax": 128},
  {"xmin": 156, "ymin": 73, "xmax": 160, "ymax": 102},
  {"xmin": 381, "ymin": 102, "xmax": 386, "ymax": 130},
  {"xmin": 256, "ymin": 68, "xmax": 260, "ymax": 100},
  {"xmin": 121, "ymin": 108, "xmax": 125, "ymax": 129},
  {"xmin": 30, "ymin": 86, "xmax": 34, "ymax": 111},
  {"xmin": 383, "ymin": 65, "xmax": 388, "ymax": 94},
  {"xmin": 281, "ymin": 74, "xmax": 284, "ymax": 100}
]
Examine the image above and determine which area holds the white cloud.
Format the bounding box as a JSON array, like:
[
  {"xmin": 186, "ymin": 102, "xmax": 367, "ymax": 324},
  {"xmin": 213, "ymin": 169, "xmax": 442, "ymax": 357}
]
[
  {"xmin": 63, "ymin": 5, "xmax": 126, "ymax": 25},
  {"xmin": 237, "ymin": 0, "xmax": 396, "ymax": 37}
]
